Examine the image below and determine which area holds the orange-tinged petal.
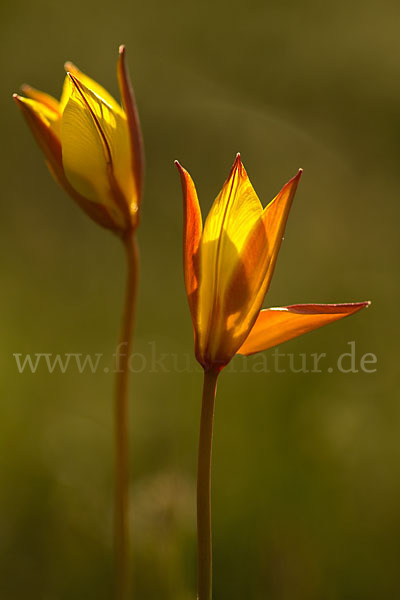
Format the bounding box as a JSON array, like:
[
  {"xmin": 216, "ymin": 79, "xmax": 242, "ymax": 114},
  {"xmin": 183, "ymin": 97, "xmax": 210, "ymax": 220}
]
[
  {"xmin": 175, "ymin": 161, "xmax": 203, "ymax": 351},
  {"xmin": 20, "ymin": 84, "xmax": 60, "ymax": 116},
  {"xmin": 222, "ymin": 169, "xmax": 303, "ymax": 356},
  {"xmin": 13, "ymin": 93, "xmax": 63, "ymax": 172},
  {"xmin": 255, "ymin": 169, "xmax": 302, "ymax": 303},
  {"xmin": 117, "ymin": 45, "xmax": 144, "ymax": 209},
  {"xmin": 14, "ymin": 94, "xmax": 61, "ymax": 136},
  {"xmin": 238, "ymin": 302, "xmax": 371, "ymax": 356}
]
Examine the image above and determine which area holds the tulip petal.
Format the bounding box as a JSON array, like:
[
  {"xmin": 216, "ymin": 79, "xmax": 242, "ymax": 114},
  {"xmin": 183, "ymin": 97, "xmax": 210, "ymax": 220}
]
[
  {"xmin": 20, "ymin": 84, "xmax": 60, "ymax": 115},
  {"xmin": 201, "ymin": 154, "xmax": 262, "ymax": 267},
  {"xmin": 61, "ymin": 62, "xmax": 123, "ymax": 115},
  {"xmin": 14, "ymin": 94, "xmax": 121, "ymax": 230},
  {"xmin": 13, "ymin": 94, "xmax": 63, "ymax": 170},
  {"xmin": 15, "ymin": 95, "xmax": 61, "ymax": 136},
  {"xmin": 175, "ymin": 161, "xmax": 203, "ymax": 337},
  {"xmin": 238, "ymin": 302, "xmax": 371, "ymax": 355},
  {"xmin": 117, "ymin": 45, "xmax": 144, "ymax": 209},
  {"xmin": 256, "ymin": 169, "xmax": 302, "ymax": 302},
  {"xmin": 224, "ymin": 170, "xmax": 302, "ymax": 346},
  {"xmin": 198, "ymin": 155, "xmax": 264, "ymax": 360},
  {"xmin": 61, "ymin": 74, "xmax": 134, "ymax": 224}
]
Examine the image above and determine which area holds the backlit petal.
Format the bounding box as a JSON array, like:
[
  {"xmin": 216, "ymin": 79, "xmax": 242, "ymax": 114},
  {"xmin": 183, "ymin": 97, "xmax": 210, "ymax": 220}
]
[
  {"xmin": 238, "ymin": 302, "xmax": 371, "ymax": 355},
  {"xmin": 61, "ymin": 74, "xmax": 134, "ymax": 225},
  {"xmin": 62, "ymin": 61, "xmax": 123, "ymax": 115},
  {"xmin": 117, "ymin": 45, "xmax": 144, "ymax": 209},
  {"xmin": 224, "ymin": 170, "xmax": 303, "ymax": 349},
  {"xmin": 20, "ymin": 84, "xmax": 60, "ymax": 115},
  {"xmin": 15, "ymin": 95, "xmax": 61, "ymax": 137},
  {"xmin": 13, "ymin": 94, "xmax": 62, "ymax": 170},
  {"xmin": 256, "ymin": 169, "xmax": 302, "ymax": 301},
  {"xmin": 198, "ymin": 155, "xmax": 263, "ymax": 363},
  {"xmin": 175, "ymin": 161, "xmax": 203, "ymax": 346},
  {"xmin": 14, "ymin": 94, "xmax": 121, "ymax": 230},
  {"xmin": 59, "ymin": 74, "xmax": 72, "ymax": 114}
]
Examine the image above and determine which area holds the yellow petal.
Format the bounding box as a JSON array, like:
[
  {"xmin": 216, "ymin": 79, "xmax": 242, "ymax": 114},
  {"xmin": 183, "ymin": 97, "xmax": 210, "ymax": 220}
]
[
  {"xmin": 13, "ymin": 94, "xmax": 62, "ymax": 169},
  {"xmin": 20, "ymin": 84, "xmax": 60, "ymax": 115},
  {"xmin": 224, "ymin": 169, "xmax": 303, "ymax": 348},
  {"xmin": 238, "ymin": 302, "xmax": 371, "ymax": 355},
  {"xmin": 59, "ymin": 74, "xmax": 72, "ymax": 114},
  {"xmin": 14, "ymin": 93, "xmax": 122, "ymax": 231},
  {"xmin": 15, "ymin": 94, "xmax": 61, "ymax": 137},
  {"xmin": 197, "ymin": 155, "xmax": 263, "ymax": 363},
  {"xmin": 61, "ymin": 74, "xmax": 134, "ymax": 225},
  {"xmin": 175, "ymin": 161, "xmax": 203, "ymax": 353},
  {"xmin": 62, "ymin": 61, "xmax": 123, "ymax": 116}
]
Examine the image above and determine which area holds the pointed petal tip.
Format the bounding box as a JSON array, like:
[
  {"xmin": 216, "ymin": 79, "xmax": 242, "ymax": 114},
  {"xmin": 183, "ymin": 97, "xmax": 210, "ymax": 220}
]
[
  {"xmin": 230, "ymin": 152, "xmax": 244, "ymax": 177},
  {"xmin": 119, "ymin": 44, "xmax": 126, "ymax": 55},
  {"xmin": 13, "ymin": 93, "xmax": 25, "ymax": 107},
  {"xmin": 64, "ymin": 61, "xmax": 75, "ymax": 73},
  {"xmin": 355, "ymin": 300, "xmax": 371, "ymax": 309},
  {"xmin": 66, "ymin": 72, "xmax": 80, "ymax": 88},
  {"xmin": 284, "ymin": 301, "xmax": 371, "ymax": 315},
  {"xmin": 174, "ymin": 160, "xmax": 185, "ymax": 173},
  {"xmin": 233, "ymin": 152, "xmax": 242, "ymax": 166},
  {"xmin": 333, "ymin": 301, "xmax": 371, "ymax": 309},
  {"xmin": 66, "ymin": 71, "xmax": 77, "ymax": 90},
  {"xmin": 20, "ymin": 83, "xmax": 32, "ymax": 93},
  {"xmin": 349, "ymin": 300, "xmax": 371, "ymax": 308},
  {"xmin": 278, "ymin": 168, "xmax": 302, "ymax": 193}
]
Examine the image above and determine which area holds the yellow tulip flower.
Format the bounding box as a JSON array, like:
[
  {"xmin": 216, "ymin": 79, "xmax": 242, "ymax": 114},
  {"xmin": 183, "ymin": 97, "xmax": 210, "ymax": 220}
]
[
  {"xmin": 176, "ymin": 154, "xmax": 369, "ymax": 371},
  {"xmin": 13, "ymin": 46, "xmax": 144, "ymax": 234}
]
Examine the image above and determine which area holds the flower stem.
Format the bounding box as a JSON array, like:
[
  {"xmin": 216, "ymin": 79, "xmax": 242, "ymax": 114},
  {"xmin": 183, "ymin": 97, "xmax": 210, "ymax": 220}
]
[
  {"xmin": 114, "ymin": 231, "xmax": 139, "ymax": 600},
  {"xmin": 197, "ymin": 368, "xmax": 219, "ymax": 600}
]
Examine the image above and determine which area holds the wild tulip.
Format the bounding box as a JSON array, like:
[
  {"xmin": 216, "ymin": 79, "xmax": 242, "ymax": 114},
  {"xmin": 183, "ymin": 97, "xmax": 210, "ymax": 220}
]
[
  {"xmin": 14, "ymin": 45, "xmax": 144, "ymax": 235},
  {"xmin": 176, "ymin": 154, "xmax": 369, "ymax": 600},
  {"xmin": 14, "ymin": 46, "xmax": 144, "ymax": 600}
]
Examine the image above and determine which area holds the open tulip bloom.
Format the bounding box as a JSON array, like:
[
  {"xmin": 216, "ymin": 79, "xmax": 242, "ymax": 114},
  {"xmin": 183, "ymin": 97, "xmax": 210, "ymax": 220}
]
[
  {"xmin": 14, "ymin": 47, "xmax": 144, "ymax": 600},
  {"xmin": 176, "ymin": 155, "xmax": 369, "ymax": 600}
]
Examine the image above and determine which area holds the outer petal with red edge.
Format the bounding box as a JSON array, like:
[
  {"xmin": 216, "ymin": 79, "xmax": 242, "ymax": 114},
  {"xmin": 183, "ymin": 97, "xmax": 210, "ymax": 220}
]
[
  {"xmin": 13, "ymin": 94, "xmax": 63, "ymax": 176},
  {"xmin": 237, "ymin": 302, "xmax": 371, "ymax": 356},
  {"xmin": 20, "ymin": 84, "xmax": 60, "ymax": 115},
  {"xmin": 117, "ymin": 45, "xmax": 145, "ymax": 214},
  {"xmin": 175, "ymin": 161, "xmax": 203, "ymax": 352}
]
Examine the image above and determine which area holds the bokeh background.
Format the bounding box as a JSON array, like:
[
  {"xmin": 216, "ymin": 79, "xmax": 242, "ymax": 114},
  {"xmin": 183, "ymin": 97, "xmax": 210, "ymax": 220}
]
[{"xmin": 1, "ymin": 0, "xmax": 399, "ymax": 598}]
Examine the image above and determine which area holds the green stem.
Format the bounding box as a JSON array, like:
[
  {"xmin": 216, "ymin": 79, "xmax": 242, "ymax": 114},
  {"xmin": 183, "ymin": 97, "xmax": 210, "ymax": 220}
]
[
  {"xmin": 114, "ymin": 232, "xmax": 139, "ymax": 600},
  {"xmin": 197, "ymin": 368, "xmax": 219, "ymax": 600}
]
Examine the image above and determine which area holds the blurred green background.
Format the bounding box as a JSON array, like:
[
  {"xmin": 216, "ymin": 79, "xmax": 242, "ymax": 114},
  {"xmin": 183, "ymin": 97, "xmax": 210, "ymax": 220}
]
[{"xmin": 1, "ymin": 0, "xmax": 399, "ymax": 598}]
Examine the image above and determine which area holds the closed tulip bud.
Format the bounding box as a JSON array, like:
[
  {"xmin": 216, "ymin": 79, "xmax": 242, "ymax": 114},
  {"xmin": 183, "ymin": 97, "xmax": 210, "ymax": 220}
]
[{"xmin": 13, "ymin": 45, "xmax": 144, "ymax": 235}]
